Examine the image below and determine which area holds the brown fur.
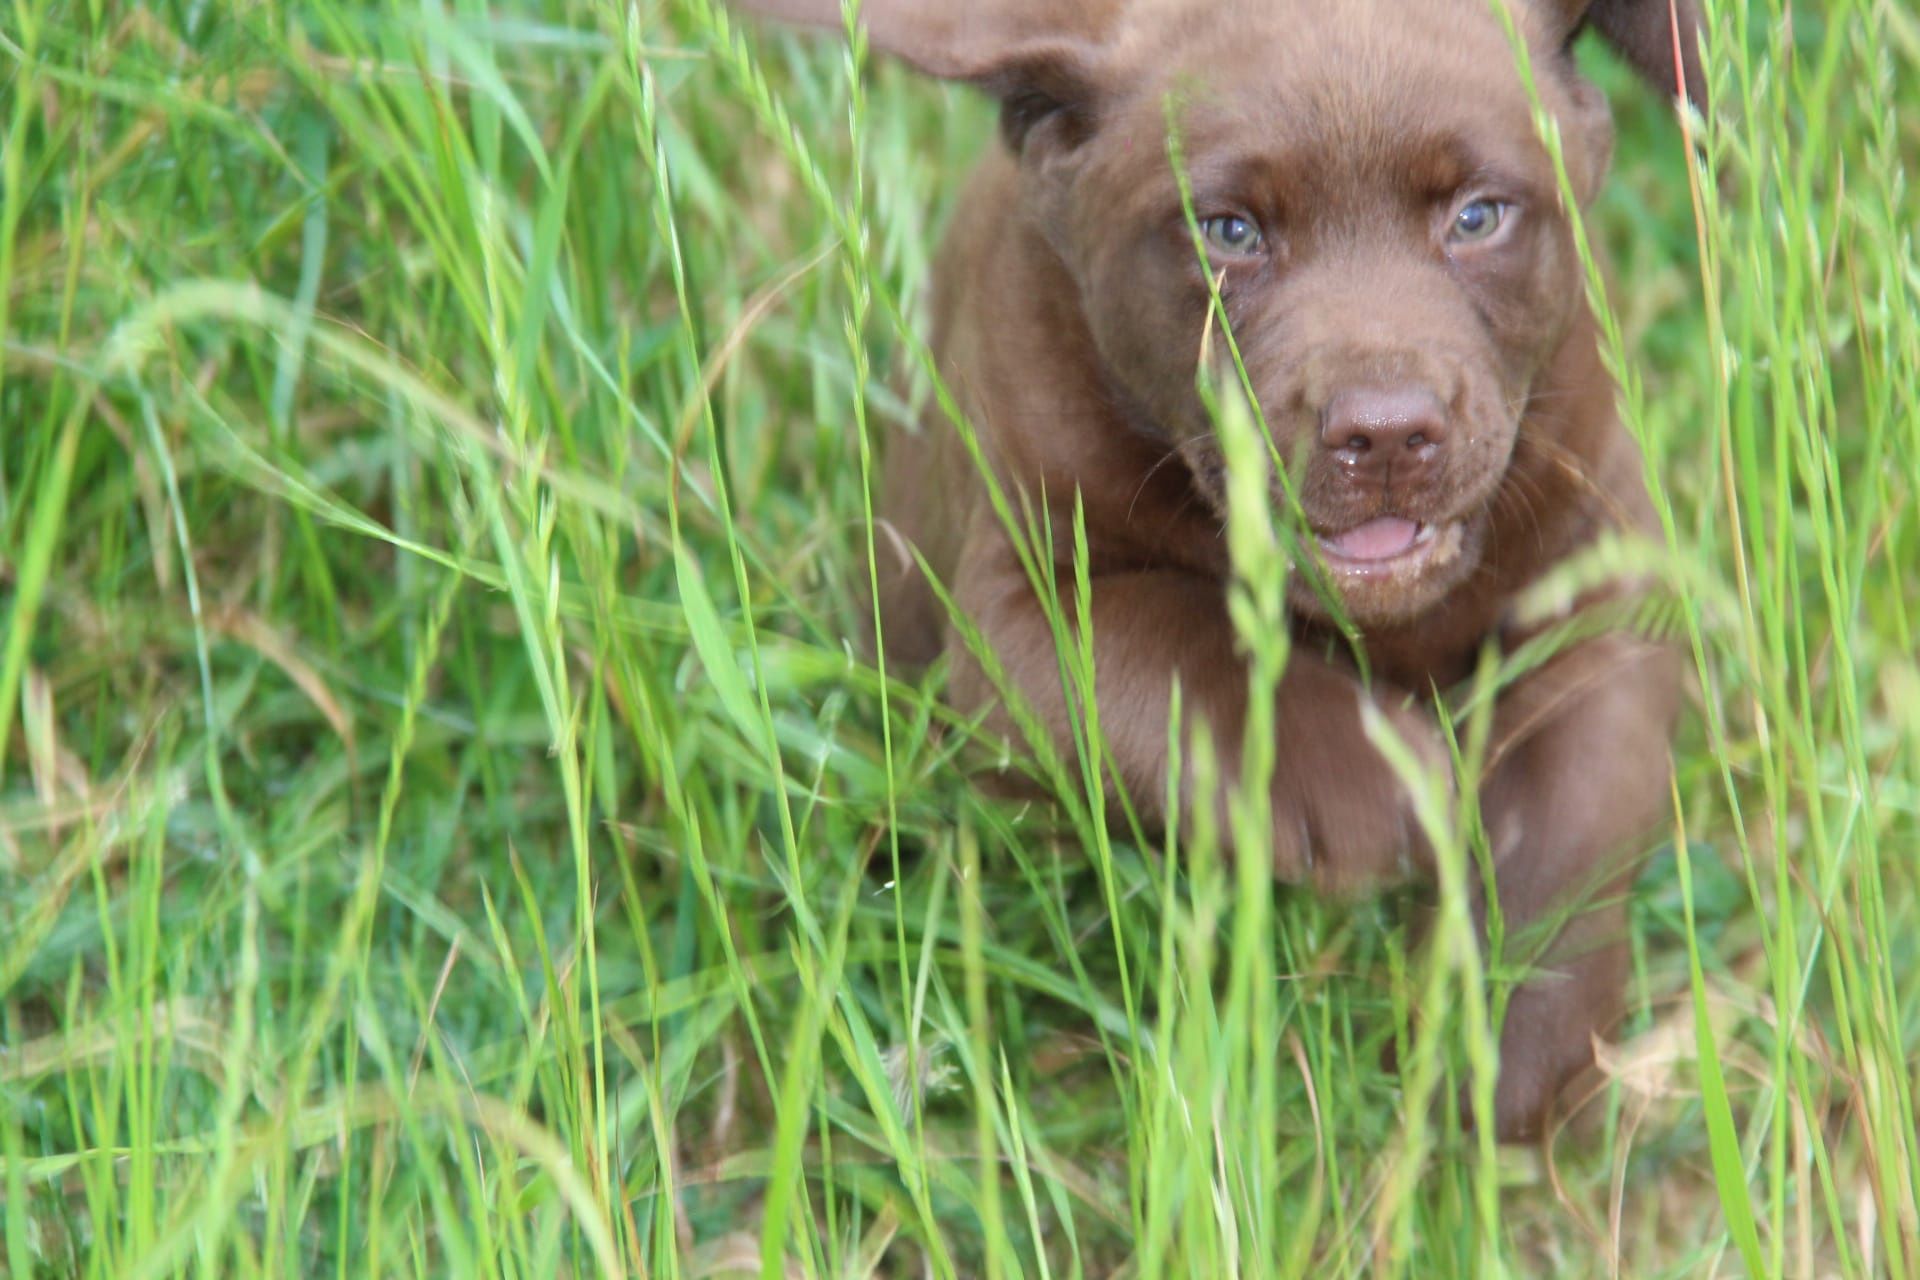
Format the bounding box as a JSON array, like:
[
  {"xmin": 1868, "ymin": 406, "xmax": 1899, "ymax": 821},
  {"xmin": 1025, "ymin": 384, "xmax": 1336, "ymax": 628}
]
[{"xmin": 738, "ymin": 0, "xmax": 1698, "ymax": 1142}]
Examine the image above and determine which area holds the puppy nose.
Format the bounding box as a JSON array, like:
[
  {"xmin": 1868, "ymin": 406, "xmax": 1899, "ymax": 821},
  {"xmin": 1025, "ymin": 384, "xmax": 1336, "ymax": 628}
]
[{"xmin": 1320, "ymin": 386, "xmax": 1449, "ymax": 464}]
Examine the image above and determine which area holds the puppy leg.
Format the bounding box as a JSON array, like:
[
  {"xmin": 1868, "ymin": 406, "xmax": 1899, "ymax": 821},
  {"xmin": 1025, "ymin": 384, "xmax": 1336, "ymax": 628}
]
[
  {"xmin": 1477, "ymin": 633, "xmax": 1681, "ymax": 1140},
  {"xmin": 945, "ymin": 541, "xmax": 1443, "ymax": 893}
]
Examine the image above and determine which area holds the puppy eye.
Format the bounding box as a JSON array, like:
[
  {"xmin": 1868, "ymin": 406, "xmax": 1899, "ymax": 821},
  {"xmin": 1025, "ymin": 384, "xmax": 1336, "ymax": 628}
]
[
  {"xmin": 1201, "ymin": 214, "xmax": 1264, "ymax": 256},
  {"xmin": 1450, "ymin": 199, "xmax": 1509, "ymax": 245}
]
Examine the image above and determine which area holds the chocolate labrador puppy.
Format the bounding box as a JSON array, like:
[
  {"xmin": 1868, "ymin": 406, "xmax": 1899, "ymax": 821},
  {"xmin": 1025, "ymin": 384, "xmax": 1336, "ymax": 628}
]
[{"xmin": 736, "ymin": 0, "xmax": 1695, "ymax": 1140}]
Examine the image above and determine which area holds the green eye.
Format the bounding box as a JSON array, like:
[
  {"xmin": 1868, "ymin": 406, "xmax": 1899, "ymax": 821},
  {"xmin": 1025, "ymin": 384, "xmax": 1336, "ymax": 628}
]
[
  {"xmin": 1201, "ymin": 214, "xmax": 1264, "ymax": 256},
  {"xmin": 1451, "ymin": 199, "xmax": 1508, "ymax": 244}
]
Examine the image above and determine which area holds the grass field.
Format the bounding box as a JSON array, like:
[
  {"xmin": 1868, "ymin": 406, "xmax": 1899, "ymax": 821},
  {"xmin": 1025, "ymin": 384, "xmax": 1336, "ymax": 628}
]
[{"xmin": 2, "ymin": 1, "xmax": 1918, "ymax": 1275}]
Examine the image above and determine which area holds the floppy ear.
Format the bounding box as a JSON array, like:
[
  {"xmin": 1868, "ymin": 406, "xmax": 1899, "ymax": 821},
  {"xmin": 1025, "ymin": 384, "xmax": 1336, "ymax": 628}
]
[
  {"xmin": 730, "ymin": 0, "xmax": 1117, "ymax": 152},
  {"xmin": 1553, "ymin": 0, "xmax": 1706, "ymax": 108}
]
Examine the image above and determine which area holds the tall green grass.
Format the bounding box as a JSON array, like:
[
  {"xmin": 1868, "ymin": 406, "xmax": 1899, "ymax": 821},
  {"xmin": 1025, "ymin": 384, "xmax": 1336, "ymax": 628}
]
[{"xmin": 1, "ymin": 0, "xmax": 1915, "ymax": 1275}]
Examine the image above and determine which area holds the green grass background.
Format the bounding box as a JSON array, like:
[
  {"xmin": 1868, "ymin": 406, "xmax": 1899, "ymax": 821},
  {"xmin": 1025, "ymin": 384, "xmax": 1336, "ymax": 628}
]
[{"xmin": 2, "ymin": 1, "xmax": 1917, "ymax": 1275}]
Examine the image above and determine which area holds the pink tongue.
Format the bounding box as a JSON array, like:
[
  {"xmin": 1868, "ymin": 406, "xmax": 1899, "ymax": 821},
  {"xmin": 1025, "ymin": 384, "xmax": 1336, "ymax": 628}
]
[{"xmin": 1323, "ymin": 517, "xmax": 1421, "ymax": 561}]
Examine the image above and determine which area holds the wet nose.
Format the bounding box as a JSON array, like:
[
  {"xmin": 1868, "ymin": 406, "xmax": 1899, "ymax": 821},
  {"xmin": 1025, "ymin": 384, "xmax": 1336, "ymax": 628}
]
[{"xmin": 1320, "ymin": 386, "xmax": 1448, "ymax": 476}]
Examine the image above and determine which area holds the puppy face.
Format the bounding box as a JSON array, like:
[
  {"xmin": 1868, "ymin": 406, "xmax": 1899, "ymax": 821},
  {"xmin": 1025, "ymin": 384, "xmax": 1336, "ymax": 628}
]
[
  {"xmin": 1045, "ymin": 0, "xmax": 1617, "ymax": 625},
  {"xmin": 735, "ymin": 0, "xmax": 1699, "ymax": 626}
]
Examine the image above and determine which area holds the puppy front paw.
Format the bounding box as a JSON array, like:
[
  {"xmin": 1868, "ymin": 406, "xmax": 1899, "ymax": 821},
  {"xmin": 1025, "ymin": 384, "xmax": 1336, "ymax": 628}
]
[
  {"xmin": 1486, "ymin": 953, "xmax": 1623, "ymax": 1142},
  {"xmin": 1270, "ymin": 692, "xmax": 1449, "ymax": 895}
]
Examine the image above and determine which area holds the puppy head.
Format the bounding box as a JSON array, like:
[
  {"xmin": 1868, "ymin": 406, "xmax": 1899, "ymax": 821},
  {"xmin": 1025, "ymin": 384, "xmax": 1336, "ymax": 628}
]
[{"xmin": 735, "ymin": 0, "xmax": 1703, "ymax": 626}]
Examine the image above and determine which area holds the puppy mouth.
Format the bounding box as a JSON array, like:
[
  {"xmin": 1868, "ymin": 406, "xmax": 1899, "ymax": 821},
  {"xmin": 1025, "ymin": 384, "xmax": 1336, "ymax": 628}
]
[{"xmin": 1311, "ymin": 516, "xmax": 1465, "ymax": 579}]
